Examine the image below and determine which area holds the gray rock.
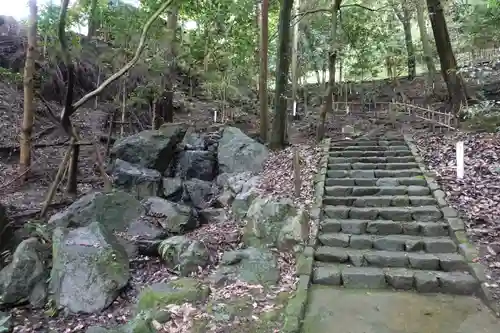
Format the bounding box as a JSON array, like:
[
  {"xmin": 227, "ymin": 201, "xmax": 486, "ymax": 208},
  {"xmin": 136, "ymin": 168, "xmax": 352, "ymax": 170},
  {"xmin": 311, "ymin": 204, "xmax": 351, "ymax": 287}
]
[
  {"xmin": 48, "ymin": 191, "xmax": 144, "ymax": 232},
  {"xmin": 111, "ymin": 159, "xmax": 162, "ymax": 200},
  {"xmin": 210, "ymin": 247, "xmax": 279, "ymax": 287},
  {"xmin": 142, "ymin": 197, "xmax": 198, "ymax": 233},
  {"xmin": 110, "ymin": 123, "xmax": 187, "ymax": 173},
  {"xmin": 217, "ymin": 127, "xmax": 268, "ymax": 174},
  {"xmin": 0, "ymin": 238, "xmax": 49, "ymax": 307},
  {"xmin": 50, "ymin": 222, "xmax": 130, "ymax": 314},
  {"xmin": 231, "ymin": 176, "xmax": 260, "ymax": 218},
  {"xmin": 199, "ymin": 208, "xmax": 227, "ymax": 224},
  {"xmin": 124, "ymin": 216, "xmax": 169, "ymax": 256},
  {"xmin": 244, "ymin": 197, "xmax": 309, "ymax": 250},
  {"xmin": 162, "ymin": 177, "xmax": 183, "ymax": 201},
  {"xmin": 0, "ymin": 204, "xmax": 12, "ymax": 259},
  {"xmin": 176, "ymin": 150, "xmax": 216, "ymax": 181},
  {"xmin": 182, "ymin": 179, "xmax": 215, "ymax": 209},
  {"xmin": 158, "ymin": 236, "xmax": 210, "ymax": 276}
]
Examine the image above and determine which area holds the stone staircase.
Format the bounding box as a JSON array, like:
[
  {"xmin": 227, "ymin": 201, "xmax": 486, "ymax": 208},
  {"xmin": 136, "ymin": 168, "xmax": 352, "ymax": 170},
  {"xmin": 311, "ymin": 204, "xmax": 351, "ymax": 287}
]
[{"xmin": 312, "ymin": 136, "xmax": 479, "ymax": 295}]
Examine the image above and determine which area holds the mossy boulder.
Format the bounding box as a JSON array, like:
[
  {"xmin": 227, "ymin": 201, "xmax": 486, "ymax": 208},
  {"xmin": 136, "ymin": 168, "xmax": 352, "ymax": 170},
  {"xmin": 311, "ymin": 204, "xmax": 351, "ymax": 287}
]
[
  {"xmin": 158, "ymin": 236, "xmax": 210, "ymax": 276},
  {"xmin": 48, "ymin": 191, "xmax": 144, "ymax": 232},
  {"xmin": 244, "ymin": 197, "xmax": 309, "ymax": 251},
  {"xmin": 0, "ymin": 238, "xmax": 50, "ymax": 307},
  {"xmin": 49, "ymin": 222, "xmax": 130, "ymax": 314},
  {"xmin": 136, "ymin": 278, "xmax": 210, "ymax": 312},
  {"xmin": 210, "ymin": 247, "xmax": 279, "ymax": 287}
]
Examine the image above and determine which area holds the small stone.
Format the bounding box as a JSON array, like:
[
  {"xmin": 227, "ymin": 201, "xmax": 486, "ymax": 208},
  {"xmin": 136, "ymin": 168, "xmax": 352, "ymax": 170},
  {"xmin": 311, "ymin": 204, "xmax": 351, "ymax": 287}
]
[
  {"xmin": 437, "ymin": 272, "xmax": 478, "ymax": 295},
  {"xmin": 312, "ymin": 265, "xmax": 342, "ymax": 285},
  {"xmin": 349, "ymin": 235, "xmax": 373, "ymax": 249},
  {"xmin": 414, "ymin": 271, "xmax": 440, "ymax": 293},
  {"xmin": 424, "ymin": 238, "xmax": 457, "ymax": 253},
  {"xmin": 408, "ymin": 253, "xmax": 440, "ymax": 270}
]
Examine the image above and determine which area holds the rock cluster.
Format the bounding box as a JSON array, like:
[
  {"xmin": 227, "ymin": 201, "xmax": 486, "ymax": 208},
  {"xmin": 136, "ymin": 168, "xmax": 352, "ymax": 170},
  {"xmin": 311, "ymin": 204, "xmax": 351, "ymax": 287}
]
[{"xmin": 0, "ymin": 122, "xmax": 310, "ymax": 331}]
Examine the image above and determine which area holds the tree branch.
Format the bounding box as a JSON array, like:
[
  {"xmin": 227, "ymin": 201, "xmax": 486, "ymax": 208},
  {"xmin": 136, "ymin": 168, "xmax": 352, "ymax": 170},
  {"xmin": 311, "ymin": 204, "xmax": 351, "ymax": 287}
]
[{"xmin": 72, "ymin": 0, "xmax": 175, "ymax": 111}]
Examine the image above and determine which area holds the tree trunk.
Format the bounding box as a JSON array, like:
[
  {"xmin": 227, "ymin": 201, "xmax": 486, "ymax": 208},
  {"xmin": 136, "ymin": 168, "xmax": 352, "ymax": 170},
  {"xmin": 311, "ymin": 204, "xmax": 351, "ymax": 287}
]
[
  {"xmin": 416, "ymin": 0, "xmax": 436, "ymax": 77},
  {"xmin": 291, "ymin": 0, "xmax": 300, "ymax": 119},
  {"xmin": 259, "ymin": 0, "xmax": 269, "ymax": 142},
  {"xmin": 20, "ymin": 0, "xmax": 37, "ymax": 181},
  {"xmin": 270, "ymin": 0, "xmax": 294, "ymax": 149},
  {"xmin": 427, "ymin": 0, "xmax": 467, "ymax": 116},
  {"xmin": 316, "ymin": 0, "xmax": 342, "ymax": 142},
  {"xmin": 393, "ymin": 1, "xmax": 416, "ymax": 80},
  {"xmin": 87, "ymin": 0, "xmax": 98, "ymax": 40},
  {"xmin": 160, "ymin": 4, "xmax": 179, "ymax": 125}
]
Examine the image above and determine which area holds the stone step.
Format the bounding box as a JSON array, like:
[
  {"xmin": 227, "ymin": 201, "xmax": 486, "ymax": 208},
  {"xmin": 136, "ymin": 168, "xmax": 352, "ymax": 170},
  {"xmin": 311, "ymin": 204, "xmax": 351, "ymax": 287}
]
[
  {"xmin": 314, "ymin": 247, "xmax": 467, "ymax": 271},
  {"xmin": 328, "ymin": 156, "xmax": 415, "ymax": 164},
  {"xmin": 328, "ymin": 162, "xmax": 419, "ymax": 171},
  {"xmin": 323, "ymin": 206, "xmax": 442, "ymax": 221},
  {"xmin": 311, "ymin": 263, "xmax": 478, "ymax": 295},
  {"xmin": 324, "ymin": 185, "xmax": 430, "ymax": 197},
  {"xmin": 327, "ymin": 169, "xmax": 423, "ymax": 179},
  {"xmin": 331, "ymin": 140, "xmax": 406, "ymax": 147},
  {"xmin": 320, "ymin": 219, "xmax": 450, "ymax": 237},
  {"xmin": 329, "ymin": 146, "xmax": 409, "ymax": 152},
  {"xmin": 318, "ymin": 233, "xmax": 457, "ymax": 253},
  {"xmin": 325, "ymin": 177, "xmax": 427, "ymax": 187},
  {"xmin": 323, "ymin": 195, "xmax": 437, "ymax": 207},
  {"xmin": 329, "ymin": 150, "xmax": 413, "ymax": 157}
]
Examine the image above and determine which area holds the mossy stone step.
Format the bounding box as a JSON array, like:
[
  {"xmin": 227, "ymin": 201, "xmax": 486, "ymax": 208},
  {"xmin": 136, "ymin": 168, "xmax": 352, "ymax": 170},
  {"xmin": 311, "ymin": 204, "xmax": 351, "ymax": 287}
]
[
  {"xmin": 320, "ymin": 219, "xmax": 450, "ymax": 237},
  {"xmin": 327, "ymin": 162, "xmax": 419, "ymax": 171},
  {"xmin": 323, "ymin": 195, "xmax": 436, "ymax": 207},
  {"xmin": 318, "ymin": 233, "xmax": 457, "ymax": 253},
  {"xmin": 325, "ymin": 185, "xmax": 430, "ymax": 196},
  {"xmin": 326, "ymin": 169, "xmax": 422, "ymax": 178},
  {"xmin": 329, "ymin": 150, "xmax": 413, "ymax": 157},
  {"xmin": 329, "ymin": 146, "xmax": 409, "ymax": 152},
  {"xmin": 314, "ymin": 246, "xmax": 467, "ymax": 271},
  {"xmin": 323, "ymin": 206, "xmax": 443, "ymax": 221},
  {"xmin": 328, "ymin": 156, "xmax": 415, "ymax": 164},
  {"xmin": 311, "ymin": 263, "xmax": 478, "ymax": 295},
  {"xmin": 325, "ymin": 177, "xmax": 427, "ymax": 187}
]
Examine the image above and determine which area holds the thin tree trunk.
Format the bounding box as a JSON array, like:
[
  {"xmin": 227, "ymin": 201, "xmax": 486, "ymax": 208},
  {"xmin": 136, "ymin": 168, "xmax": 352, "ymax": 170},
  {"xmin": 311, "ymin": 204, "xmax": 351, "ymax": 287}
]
[
  {"xmin": 415, "ymin": 0, "xmax": 436, "ymax": 80},
  {"xmin": 20, "ymin": 0, "xmax": 37, "ymax": 181},
  {"xmin": 161, "ymin": 4, "xmax": 179, "ymax": 124},
  {"xmin": 87, "ymin": 0, "xmax": 98, "ymax": 40},
  {"xmin": 393, "ymin": 1, "xmax": 416, "ymax": 80},
  {"xmin": 291, "ymin": 0, "xmax": 300, "ymax": 119},
  {"xmin": 259, "ymin": 0, "xmax": 269, "ymax": 142},
  {"xmin": 270, "ymin": 0, "xmax": 294, "ymax": 149},
  {"xmin": 427, "ymin": 0, "xmax": 467, "ymax": 117},
  {"xmin": 317, "ymin": 0, "xmax": 342, "ymax": 142}
]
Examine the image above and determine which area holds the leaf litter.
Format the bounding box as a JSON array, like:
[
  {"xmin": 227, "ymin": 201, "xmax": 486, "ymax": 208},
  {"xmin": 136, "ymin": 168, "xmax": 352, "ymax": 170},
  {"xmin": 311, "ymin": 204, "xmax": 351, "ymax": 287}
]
[{"xmin": 414, "ymin": 130, "xmax": 500, "ymax": 310}]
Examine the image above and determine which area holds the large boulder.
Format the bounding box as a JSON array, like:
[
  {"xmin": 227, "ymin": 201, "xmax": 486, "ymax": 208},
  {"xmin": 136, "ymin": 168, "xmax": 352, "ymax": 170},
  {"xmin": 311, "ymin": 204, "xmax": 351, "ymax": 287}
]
[
  {"xmin": 110, "ymin": 123, "xmax": 187, "ymax": 174},
  {"xmin": 158, "ymin": 236, "xmax": 210, "ymax": 276},
  {"xmin": 176, "ymin": 150, "xmax": 217, "ymax": 181},
  {"xmin": 49, "ymin": 222, "xmax": 130, "ymax": 314},
  {"xmin": 210, "ymin": 248, "xmax": 279, "ymax": 287},
  {"xmin": 162, "ymin": 177, "xmax": 183, "ymax": 201},
  {"xmin": 48, "ymin": 191, "xmax": 144, "ymax": 232},
  {"xmin": 217, "ymin": 127, "xmax": 269, "ymax": 174},
  {"xmin": 0, "ymin": 238, "xmax": 50, "ymax": 307},
  {"xmin": 231, "ymin": 176, "xmax": 261, "ymax": 218},
  {"xmin": 111, "ymin": 159, "xmax": 162, "ymax": 199},
  {"xmin": 182, "ymin": 178, "xmax": 216, "ymax": 209},
  {"xmin": 142, "ymin": 197, "xmax": 198, "ymax": 233},
  {"xmin": 243, "ymin": 197, "xmax": 309, "ymax": 251},
  {"xmin": 123, "ymin": 216, "xmax": 169, "ymax": 256}
]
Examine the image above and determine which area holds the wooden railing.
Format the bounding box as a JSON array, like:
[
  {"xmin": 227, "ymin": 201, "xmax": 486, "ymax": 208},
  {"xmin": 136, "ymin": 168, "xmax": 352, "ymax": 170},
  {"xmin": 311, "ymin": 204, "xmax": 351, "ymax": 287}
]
[{"xmin": 328, "ymin": 101, "xmax": 457, "ymax": 131}]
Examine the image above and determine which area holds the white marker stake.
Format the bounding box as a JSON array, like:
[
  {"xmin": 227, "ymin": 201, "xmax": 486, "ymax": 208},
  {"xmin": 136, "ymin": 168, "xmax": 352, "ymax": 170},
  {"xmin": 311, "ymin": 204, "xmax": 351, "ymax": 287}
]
[
  {"xmin": 346, "ymin": 106, "xmax": 350, "ymax": 115},
  {"xmin": 213, "ymin": 109, "xmax": 217, "ymax": 123},
  {"xmin": 456, "ymin": 141, "xmax": 464, "ymax": 179},
  {"xmin": 292, "ymin": 100, "xmax": 297, "ymax": 117}
]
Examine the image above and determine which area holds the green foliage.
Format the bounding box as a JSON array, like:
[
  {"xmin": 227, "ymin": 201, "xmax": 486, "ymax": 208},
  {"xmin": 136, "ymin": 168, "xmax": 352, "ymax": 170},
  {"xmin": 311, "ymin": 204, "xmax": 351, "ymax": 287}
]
[{"xmin": 0, "ymin": 68, "xmax": 22, "ymax": 85}]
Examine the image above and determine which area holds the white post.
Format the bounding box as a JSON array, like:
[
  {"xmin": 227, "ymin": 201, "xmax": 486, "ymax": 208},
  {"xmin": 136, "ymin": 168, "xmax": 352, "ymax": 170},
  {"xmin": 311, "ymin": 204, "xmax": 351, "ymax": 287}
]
[
  {"xmin": 213, "ymin": 109, "xmax": 217, "ymax": 123},
  {"xmin": 292, "ymin": 100, "xmax": 297, "ymax": 117},
  {"xmin": 346, "ymin": 105, "xmax": 350, "ymax": 115},
  {"xmin": 456, "ymin": 141, "xmax": 464, "ymax": 179}
]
